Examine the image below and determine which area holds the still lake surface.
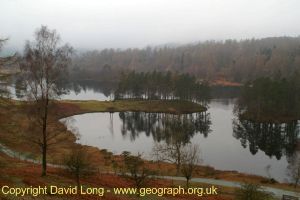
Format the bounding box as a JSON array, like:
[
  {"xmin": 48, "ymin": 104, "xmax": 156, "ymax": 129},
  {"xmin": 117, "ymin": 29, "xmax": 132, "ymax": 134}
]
[{"xmin": 9, "ymin": 83, "xmax": 297, "ymax": 182}]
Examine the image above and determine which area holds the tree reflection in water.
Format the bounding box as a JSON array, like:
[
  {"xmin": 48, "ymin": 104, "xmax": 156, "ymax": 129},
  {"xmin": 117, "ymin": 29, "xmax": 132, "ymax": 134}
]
[
  {"xmin": 233, "ymin": 117, "xmax": 299, "ymax": 160},
  {"xmin": 118, "ymin": 112, "xmax": 211, "ymax": 144}
]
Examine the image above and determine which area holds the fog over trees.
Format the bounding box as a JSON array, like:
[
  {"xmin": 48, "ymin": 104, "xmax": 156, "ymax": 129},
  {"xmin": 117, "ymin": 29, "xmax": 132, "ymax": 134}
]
[{"xmin": 70, "ymin": 37, "xmax": 300, "ymax": 82}]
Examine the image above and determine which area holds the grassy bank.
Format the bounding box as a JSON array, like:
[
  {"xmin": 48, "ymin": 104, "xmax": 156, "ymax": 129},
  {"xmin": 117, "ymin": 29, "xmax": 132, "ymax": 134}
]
[{"xmin": 59, "ymin": 99, "xmax": 207, "ymax": 117}]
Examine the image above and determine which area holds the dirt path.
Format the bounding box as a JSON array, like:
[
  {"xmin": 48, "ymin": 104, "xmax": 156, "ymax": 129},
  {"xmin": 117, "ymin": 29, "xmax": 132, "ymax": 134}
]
[{"xmin": 158, "ymin": 175, "xmax": 300, "ymax": 198}]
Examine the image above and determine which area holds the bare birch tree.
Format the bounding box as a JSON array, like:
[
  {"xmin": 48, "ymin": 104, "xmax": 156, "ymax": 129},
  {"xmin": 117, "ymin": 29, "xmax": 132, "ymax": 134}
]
[
  {"xmin": 65, "ymin": 146, "xmax": 94, "ymax": 188},
  {"xmin": 152, "ymin": 141, "xmax": 183, "ymax": 175},
  {"xmin": 20, "ymin": 25, "xmax": 72, "ymax": 176},
  {"xmin": 181, "ymin": 144, "xmax": 201, "ymax": 187}
]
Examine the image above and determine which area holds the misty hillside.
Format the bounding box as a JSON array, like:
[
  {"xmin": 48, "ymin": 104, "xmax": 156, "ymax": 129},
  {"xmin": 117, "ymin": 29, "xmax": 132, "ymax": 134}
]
[{"xmin": 71, "ymin": 37, "xmax": 300, "ymax": 82}]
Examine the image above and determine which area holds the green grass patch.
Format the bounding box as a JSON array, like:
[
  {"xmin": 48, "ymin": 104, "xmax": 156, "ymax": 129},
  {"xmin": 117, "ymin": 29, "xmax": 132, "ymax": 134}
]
[{"xmin": 62, "ymin": 99, "xmax": 207, "ymax": 115}]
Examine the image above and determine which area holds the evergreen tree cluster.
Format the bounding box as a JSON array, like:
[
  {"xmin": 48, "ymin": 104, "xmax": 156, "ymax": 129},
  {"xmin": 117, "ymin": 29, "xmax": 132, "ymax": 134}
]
[
  {"xmin": 115, "ymin": 71, "xmax": 210, "ymax": 102},
  {"xmin": 237, "ymin": 73, "xmax": 300, "ymax": 120}
]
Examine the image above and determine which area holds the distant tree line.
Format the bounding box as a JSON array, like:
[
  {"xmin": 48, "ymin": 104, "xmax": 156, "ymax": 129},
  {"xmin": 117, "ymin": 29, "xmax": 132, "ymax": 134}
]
[
  {"xmin": 0, "ymin": 39, "xmax": 16, "ymax": 98},
  {"xmin": 115, "ymin": 71, "xmax": 210, "ymax": 102},
  {"xmin": 70, "ymin": 37, "xmax": 300, "ymax": 82},
  {"xmin": 236, "ymin": 73, "xmax": 300, "ymax": 120},
  {"xmin": 0, "ymin": 39, "xmax": 8, "ymax": 98}
]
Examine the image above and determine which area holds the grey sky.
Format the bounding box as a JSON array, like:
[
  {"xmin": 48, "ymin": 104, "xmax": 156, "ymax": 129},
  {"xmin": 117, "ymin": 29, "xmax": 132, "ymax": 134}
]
[{"xmin": 1, "ymin": 0, "xmax": 300, "ymax": 50}]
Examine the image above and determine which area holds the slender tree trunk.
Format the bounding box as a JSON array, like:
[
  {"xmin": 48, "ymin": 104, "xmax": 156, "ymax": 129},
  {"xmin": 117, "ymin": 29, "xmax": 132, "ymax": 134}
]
[
  {"xmin": 176, "ymin": 163, "xmax": 180, "ymax": 175},
  {"xmin": 41, "ymin": 99, "xmax": 49, "ymax": 176},
  {"xmin": 41, "ymin": 125, "xmax": 47, "ymax": 176},
  {"xmin": 176, "ymin": 143, "xmax": 181, "ymax": 175},
  {"xmin": 76, "ymin": 173, "xmax": 80, "ymax": 189},
  {"xmin": 41, "ymin": 142, "xmax": 47, "ymax": 176},
  {"xmin": 186, "ymin": 179, "xmax": 189, "ymax": 188}
]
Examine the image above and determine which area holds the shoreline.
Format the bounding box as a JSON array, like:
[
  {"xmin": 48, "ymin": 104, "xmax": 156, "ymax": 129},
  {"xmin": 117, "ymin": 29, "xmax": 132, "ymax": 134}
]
[
  {"xmin": 59, "ymin": 99, "xmax": 207, "ymax": 116},
  {"xmin": 0, "ymin": 98, "xmax": 299, "ymax": 194}
]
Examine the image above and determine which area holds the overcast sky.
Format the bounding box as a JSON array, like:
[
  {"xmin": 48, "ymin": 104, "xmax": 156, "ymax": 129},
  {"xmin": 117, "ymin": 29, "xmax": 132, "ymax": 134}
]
[{"xmin": 1, "ymin": 0, "xmax": 300, "ymax": 51}]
